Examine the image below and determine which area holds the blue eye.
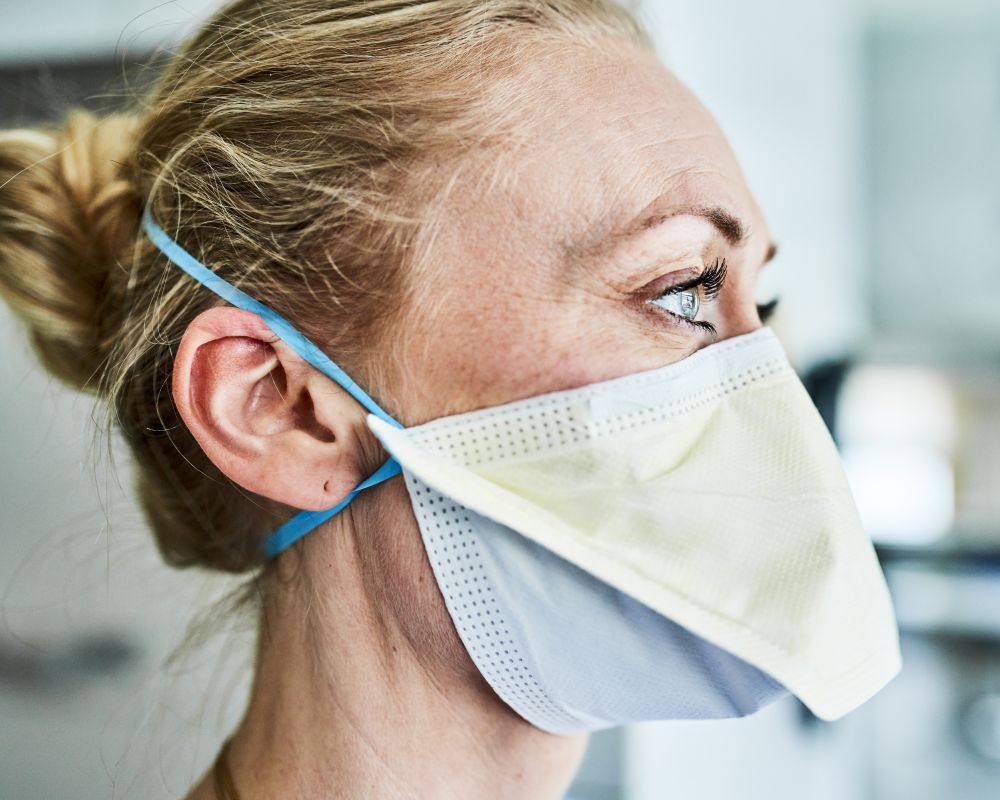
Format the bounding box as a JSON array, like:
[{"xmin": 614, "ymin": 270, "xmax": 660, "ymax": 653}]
[
  {"xmin": 650, "ymin": 287, "xmax": 701, "ymax": 321},
  {"xmin": 645, "ymin": 257, "xmax": 727, "ymax": 332}
]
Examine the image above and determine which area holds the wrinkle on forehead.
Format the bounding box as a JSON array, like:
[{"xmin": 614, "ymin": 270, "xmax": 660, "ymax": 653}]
[
  {"xmin": 480, "ymin": 42, "xmax": 746, "ymax": 257},
  {"xmin": 406, "ymin": 33, "xmax": 753, "ymax": 305}
]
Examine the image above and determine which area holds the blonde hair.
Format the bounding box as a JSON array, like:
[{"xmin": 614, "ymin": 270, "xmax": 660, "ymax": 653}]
[{"xmin": 0, "ymin": 0, "xmax": 651, "ymax": 574}]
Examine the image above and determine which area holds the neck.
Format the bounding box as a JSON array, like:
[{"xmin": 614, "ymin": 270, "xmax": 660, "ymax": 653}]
[{"xmin": 188, "ymin": 495, "xmax": 587, "ymax": 800}]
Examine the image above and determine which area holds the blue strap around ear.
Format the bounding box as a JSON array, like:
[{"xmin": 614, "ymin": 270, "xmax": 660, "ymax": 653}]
[{"xmin": 141, "ymin": 210, "xmax": 404, "ymax": 559}]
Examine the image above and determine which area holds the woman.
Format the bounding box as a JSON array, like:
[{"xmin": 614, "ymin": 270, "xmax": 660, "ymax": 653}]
[{"xmin": 0, "ymin": 1, "xmax": 901, "ymax": 798}]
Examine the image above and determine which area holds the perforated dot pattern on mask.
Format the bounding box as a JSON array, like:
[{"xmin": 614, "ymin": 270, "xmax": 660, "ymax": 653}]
[
  {"xmin": 407, "ymin": 357, "xmax": 791, "ymax": 468},
  {"xmin": 405, "ymin": 473, "xmax": 583, "ymax": 731}
]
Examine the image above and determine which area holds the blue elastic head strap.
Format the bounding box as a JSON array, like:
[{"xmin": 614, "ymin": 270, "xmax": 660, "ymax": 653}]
[{"xmin": 141, "ymin": 209, "xmax": 404, "ymax": 560}]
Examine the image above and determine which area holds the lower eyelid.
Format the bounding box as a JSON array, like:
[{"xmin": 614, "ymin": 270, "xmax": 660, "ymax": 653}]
[{"xmin": 641, "ymin": 300, "xmax": 718, "ymax": 337}]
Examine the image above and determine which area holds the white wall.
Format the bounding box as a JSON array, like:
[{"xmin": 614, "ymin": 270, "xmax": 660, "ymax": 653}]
[{"xmin": 0, "ymin": 0, "xmax": 223, "ymax": 63}]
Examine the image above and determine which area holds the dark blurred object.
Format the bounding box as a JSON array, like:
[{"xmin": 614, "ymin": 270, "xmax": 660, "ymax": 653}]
[
  {"xmin": 801, "ymin": 357, "xmax": 853, "ymax": 443},
  {"xmin": 0, "ymin": 54, "xmax": 157, "ymax": 127},
  {"xmin": 0, "ymin": 632, "xmax": 138, "ymax": 695}
]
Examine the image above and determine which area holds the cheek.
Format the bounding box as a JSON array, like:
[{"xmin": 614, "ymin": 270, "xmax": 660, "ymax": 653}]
[
  {"xmin": 397, "ymin": 282, "xmax": 629, "ymax": 422},
  {"xmin": 355, "ymin": 476, "xmax": 482, "ymax": 683}
]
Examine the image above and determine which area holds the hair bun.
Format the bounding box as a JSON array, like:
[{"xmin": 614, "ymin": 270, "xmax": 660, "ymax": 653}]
[{"xmin": 0, "ymin": 109, "xmax": 140, "ymax": 394}]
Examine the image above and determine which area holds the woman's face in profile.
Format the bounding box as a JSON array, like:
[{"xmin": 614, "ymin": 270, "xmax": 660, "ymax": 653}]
[
  {"xmin": 390, "ymin": 35, "xmax": 776, "ymax": 427},
  {"xmin": 359, "ymin": 36, "xmax": 780, "ymax": 691}
]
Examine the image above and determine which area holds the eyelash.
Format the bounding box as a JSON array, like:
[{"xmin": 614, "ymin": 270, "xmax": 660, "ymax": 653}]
[
  {"xmin": 651, "ymin": 257, "xmax": 728, "ymax": 335},
  {"xmin": 648, "ymin": 257, "xmax": 782, "ymax": 332}
]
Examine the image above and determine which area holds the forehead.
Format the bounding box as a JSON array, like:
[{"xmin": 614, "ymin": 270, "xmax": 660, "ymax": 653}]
[{"xmin": 439, "ymin": 35, "xmax": 764, "ymax": 265}]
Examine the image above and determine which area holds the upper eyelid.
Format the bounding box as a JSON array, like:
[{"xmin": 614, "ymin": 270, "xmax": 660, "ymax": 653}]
[{"xmin": 652, "ymin": 257, "xmax": 728, "ymax": 300}]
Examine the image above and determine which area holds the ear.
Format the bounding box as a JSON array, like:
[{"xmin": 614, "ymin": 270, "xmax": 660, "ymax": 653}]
[{"xmin": 172, "ymin": 306, "xmax": 377, "ymax": 511}]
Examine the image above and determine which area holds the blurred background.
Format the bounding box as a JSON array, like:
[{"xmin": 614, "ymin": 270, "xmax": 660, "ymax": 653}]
[{"xmin": 1, "ymin": 0, "xmax": 999, "ymax": 798}]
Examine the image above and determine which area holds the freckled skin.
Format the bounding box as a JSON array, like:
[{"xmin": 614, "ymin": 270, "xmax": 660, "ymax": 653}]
[
  {"xmin": 175, "ymin": 33, "xmax": 777, "ymax": 800},
  {"xmin": 389, "ymin": 35, "xmax": 772, "ymax": 424}
]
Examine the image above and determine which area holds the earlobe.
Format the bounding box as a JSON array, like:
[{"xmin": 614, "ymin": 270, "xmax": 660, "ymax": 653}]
[{"xmin": 172, "ymin": 306, "xmax": 369, "ymax": 511}]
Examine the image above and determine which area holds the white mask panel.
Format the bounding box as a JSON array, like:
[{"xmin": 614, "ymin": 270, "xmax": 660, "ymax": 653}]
[
  {"xmin": 406, "ymin": 472, "xmax": 787, "ymax": 733},
  {"xmin": 369, "ymin": 328, "xmax": 902, "ymax": 726}
]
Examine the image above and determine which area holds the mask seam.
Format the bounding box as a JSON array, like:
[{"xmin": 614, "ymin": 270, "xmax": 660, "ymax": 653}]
[
  {"xmin": 416, "ymin": 360, "xmax": 793, "ymax": 468},
  {"xmin": 589, "ymin": 359, "xmax": 790, "ymax": 430}
]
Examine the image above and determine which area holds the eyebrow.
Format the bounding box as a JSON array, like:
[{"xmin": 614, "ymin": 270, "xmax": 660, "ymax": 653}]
[
  {"xmin": 580, "ymin": 203, "xmax": 778, "ymax": 266},
  {"xmin": 645, "ymin": 206, "xmax": 749, "ymax": 247}
]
